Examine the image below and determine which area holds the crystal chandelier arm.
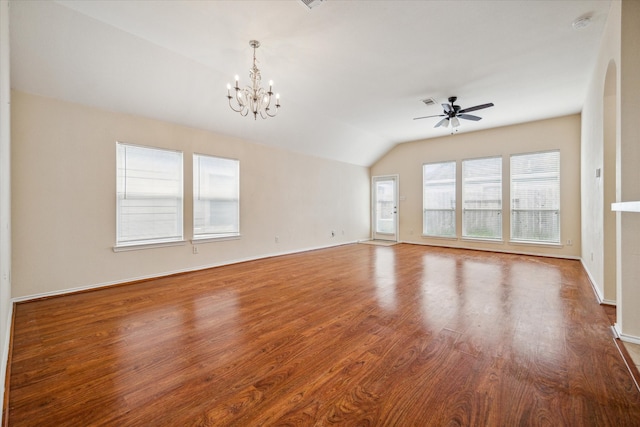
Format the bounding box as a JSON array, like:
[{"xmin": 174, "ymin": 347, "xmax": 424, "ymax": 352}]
[
  {"xmin": 227, "ymin": 82, "xmax": 253, "ymax": 115},
  {"xmin": 264, "ymin": 80, "xmax": 281, "ymax": 116},
  {"xmin": 227, "ymin": 96, "xmax": 243, "ymax": 113},
  {"xmin": 264, "ymin": 92, "xmax": 281, "ymax": 118},
  {"xmin": 227, "ymin": 95, "xmax": 244, "ymax": 114},
  {"xmin": 226, "ymin": 83, "xmax": 242, "ymax": 113}
]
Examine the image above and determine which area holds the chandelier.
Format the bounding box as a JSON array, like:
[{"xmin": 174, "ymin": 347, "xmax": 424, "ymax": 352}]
[{"xmin": 226, "ymin": 40, "xmax": 281, "ymax": 120}]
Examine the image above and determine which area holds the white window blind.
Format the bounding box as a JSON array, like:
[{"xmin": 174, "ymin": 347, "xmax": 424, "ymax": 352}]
[
  {"xmin": 116, "ymin": 143, "xmax": 183, "ymax": 247},
  {"xmin": 423, "ymin": 161, "xmax": 456, "ymax": 237},
  {"xmin": 193, "ymin": 154, "xmax": 239, "ymax": 239},
  {"xmin": 510, "ymin": 150, "xmax": 560, "ymax": 243},
  {"xmin": 462, "ymin": 156, "xmax": 502, "ymax": 240}
]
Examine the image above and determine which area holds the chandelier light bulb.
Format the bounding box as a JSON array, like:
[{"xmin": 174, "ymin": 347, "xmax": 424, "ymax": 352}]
[{"xmin": 226, "ymin": 40, "xmax": 281, "ymax": 120}]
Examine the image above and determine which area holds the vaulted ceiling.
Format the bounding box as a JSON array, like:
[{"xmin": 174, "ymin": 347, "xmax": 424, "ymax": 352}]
[{"xmin": 9, "ymin": 0, "xmax": 610, "ymax": 166}]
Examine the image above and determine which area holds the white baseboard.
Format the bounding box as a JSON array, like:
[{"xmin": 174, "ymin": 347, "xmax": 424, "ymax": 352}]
[
  {"xmin": 615, "ymin": 324, "xmax": 640, "ymax": 345},
  {"xmin": 579, "ymin": 258, "xmax": 604, "ymax": 304},
  {"xmin": 13, "ymin": 241, "xmax": 359, "ymax": 303},
  {"xmin": 402, "ymin": 239, "xmax": 581, "ymax": 260},
  {"xmin": 611, "ymin": 325, "xmax": 620, "ymax": 339}
]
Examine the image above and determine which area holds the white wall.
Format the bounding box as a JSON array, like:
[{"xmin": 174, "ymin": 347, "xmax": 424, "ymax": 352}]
[
  {"xmin": 371, "ymin": 115, "xmax": 581, "ymax": 259},
  {"xmin": 580, "ymin": 0, "xmax": 620, "ymax": 304},
  {"xmin": 581, "ymin": 0, "xmax": 640, "ymax": 342},
  {"xmin": 617, "ymin": 0, "xmax": 640, "ymax": 340},
  {"xmin": 11, "ymin": 91, "xmax": 370, "ymax": 299},
  {"xmin": 602, "ymin": 62, "xmax": 617, "ymax": 304},
  {"xmin": 0, "ymin": 0, "xmax": 11, "ymax": 418}
]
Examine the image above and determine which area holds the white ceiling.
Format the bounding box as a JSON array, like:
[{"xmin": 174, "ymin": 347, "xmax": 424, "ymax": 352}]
[{"xmin": 9, "ymin": 0, "xmax": 610, "ymax": 167}]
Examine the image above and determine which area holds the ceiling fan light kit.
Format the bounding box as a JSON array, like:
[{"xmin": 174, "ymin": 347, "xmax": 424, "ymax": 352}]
[
  {"xmin": 227, "ymin": 40, "xmax": 281, "ymax": 120},
  {"xmin": 414, "ymin": 96, "xmax": 494, "ymax": 130}
]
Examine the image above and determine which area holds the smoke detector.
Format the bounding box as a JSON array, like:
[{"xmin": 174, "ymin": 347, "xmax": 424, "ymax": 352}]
[
  {"xmin": 300, "ymin": 0, "xmax": 325, "ymax": 10},
  {"xmin": 572, "ymin": 15, "xmax": 592, "ymax": 30}
]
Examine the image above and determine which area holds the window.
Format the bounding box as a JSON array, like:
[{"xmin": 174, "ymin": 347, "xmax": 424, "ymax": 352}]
[
  {"xmin": 193, "ymin": 154, "xmax": 239, "ymax": 239},
  {"xmin": 462, "ymin": 156, "xmax": 502, "ymax": 240},
  {"xmin": 423, "ymin": 161, "xmax": 456, "ymax": 237},
  {"xmin": 116, "ymin": 143, "xmax": 183, "ymax": 247},
  {"xmin": 510, "ymin": 150, "xmax": 560, "ymax": 243}
]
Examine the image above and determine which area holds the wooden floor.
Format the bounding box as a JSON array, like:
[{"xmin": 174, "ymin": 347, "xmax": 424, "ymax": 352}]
[{"xmin": 6, "ymin": 244, "xmax": 640, "ymax": 426}]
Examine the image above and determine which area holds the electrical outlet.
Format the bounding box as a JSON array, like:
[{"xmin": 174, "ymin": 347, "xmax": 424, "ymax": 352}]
[
  {"xmin": 566, "ymin": 239, "xmax": 572, "ymax": 246},
  {"xmin": 331, "ymin": 230, "xmax": 335, "ymax": 237},
  {"xmin": 275, "ymin": 236, "xmax": 279, "ymax": 243},
  {"xmin": 193, "ymin": 246, "xmax": 198, "ymax": 254}
]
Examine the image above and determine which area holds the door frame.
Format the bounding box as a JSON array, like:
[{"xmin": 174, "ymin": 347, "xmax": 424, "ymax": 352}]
[{"xmin": 371, "ymin": 174, "xmax": 399, "ymax": 242}]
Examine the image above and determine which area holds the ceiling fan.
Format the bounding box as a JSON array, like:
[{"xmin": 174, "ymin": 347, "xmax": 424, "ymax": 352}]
[{"xmin": 414, "ymin": 96, "xmax": 494, "ymax": 128}]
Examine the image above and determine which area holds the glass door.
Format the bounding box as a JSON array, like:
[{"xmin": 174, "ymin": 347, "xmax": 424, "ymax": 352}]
[{"xmin": 372, "ymin": 175, "xmax": 398, "ymax": 241}]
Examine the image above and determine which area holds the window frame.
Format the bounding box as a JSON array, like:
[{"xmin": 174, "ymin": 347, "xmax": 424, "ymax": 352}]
[
  {"xmin": 422, "ymin": 160, "xmax": 457, "ymax": 238},
  {"xmin": 461, "ymin": 155, "xmax": 503, "ymax": 241},
  {"xmin": 115, "ymin": 142, "xmax": 184, "ymax": 250},
  {"xmin": 192, "ymin": 153, "xmax": 240, "ymax": 241},
  {"xmin": 509, "ymin": 150, "xmax": 561, "ymax": 245}
]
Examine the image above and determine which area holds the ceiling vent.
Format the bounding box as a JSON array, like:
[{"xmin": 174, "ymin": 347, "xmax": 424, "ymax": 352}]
[
  {"xmin": 421, "ymin": 98, "xmax": 437, "ymax": 106},
  {"xmin": 300, "ymin": 0, "xmax": 325, "ymax": 10}
]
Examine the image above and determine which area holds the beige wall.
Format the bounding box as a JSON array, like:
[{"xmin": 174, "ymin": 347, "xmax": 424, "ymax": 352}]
[
  {"xmin": 371, "ymin": 115, "xmax": 581, "ymax": 258},
  {"xmin": 11, "ymin": 91, "xmax": 370, "ymax": 299}
]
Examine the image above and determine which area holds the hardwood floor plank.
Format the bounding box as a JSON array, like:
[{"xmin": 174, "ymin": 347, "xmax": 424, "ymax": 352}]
[{"xmin": 6, "ymin": 244, "xmax": 640, "ymax": 426}]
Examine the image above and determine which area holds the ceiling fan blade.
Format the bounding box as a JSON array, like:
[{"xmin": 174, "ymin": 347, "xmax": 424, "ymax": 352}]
[
  {"xmin": 435, "ymin": 117, "xmax": 449, "ymax": 128},
  {"xmin": 458, "ymin": 114, "xmax": 482, "ymax": 121},
  {"xmin": 442, "ymin": 103, "xmax": 452, "ymax": 113},
  {"xmin": 413, "ymin": 114, "xmax": 445, "ymax": 120},
  {"xmin": 458, "ymin": 102, "xmax": 494, "ymax": 114}
]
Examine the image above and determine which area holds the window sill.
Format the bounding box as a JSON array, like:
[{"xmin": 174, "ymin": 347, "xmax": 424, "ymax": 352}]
[
  {"xmin": 113, "ymin": 240, "xmax": 186, "ymax": 252},
  {"xmin": 192, "ymin": 234, "xmax": 241, "ymax": 244},
  {"xmin": 509, "ymin": 240, "xmax": 562, "ymax": 248},
  {"xmin": 461, "ymin": 237, "xmax": 504, "ymax": 244},
  {"xmin": 421, "ymin": 235, "xmax": 458, "ymax": 241}
]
